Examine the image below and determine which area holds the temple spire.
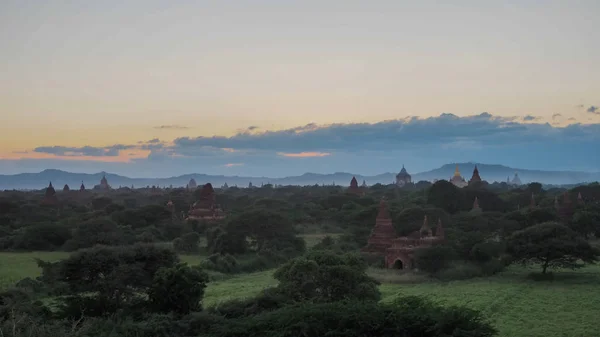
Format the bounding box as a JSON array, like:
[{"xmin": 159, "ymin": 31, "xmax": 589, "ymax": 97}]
[
  {"xmin": 376, "ymin": 197, "xmax": 391, "ymax": 219},
  {"xmin": 473, "ymin": 197, "xmax": 480, "ymax": 210},
  {"xmin": 454, "ymin": 165, "xmax": 461, "ymax": 177},
  {"xmin": 420, "ymin": 215, "xmax": 432, "ymax": 237},
  {"xmin": 436, "ymin": 218, "xmax": 444, "ymax": 238}
]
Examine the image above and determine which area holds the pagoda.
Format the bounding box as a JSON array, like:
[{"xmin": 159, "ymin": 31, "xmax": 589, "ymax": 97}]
[
  {"xmin": 472, "ymin": 197, "xmax": 481, "ymax": 211},
  {"xmin": 468, "ymin": 165, "xmax": 482, "ymax": 185},
  {"xmin": 63, "ymin": 184, "xmax": 70, "ymax": 192},
  {"xmin": 558, "ymin": 192, "xmax": 575, "ymax": 221},
  {"xmin": 361, "ymin": 198, "xmax": 396, "ymax": 254},
  {"xmin": 93, "ymin": 174, "xmax": 111, "ymax": 190},
  {"xmin": 187, "ymin": 178, "xmax": 197, "ymax": 190},
  {"xmin": 396, "ymin": 165, "xmax": 412, "ymax": 187},
  {"xmin": 347, "ymin": 176, "xmax": 361, "ymax": 194},
  {"xmin": 41, "ymin": 182, "xmax": 59, "ymax": 206},
  {"xmin": 80, "ymin": 181, "xmax": 86, "ymax": 191},
  {"xmin": 450, "ymin": 165, "xmax": 468, "ymax": 188},
  {"xmin": 187, "ymin": 183, "xmax": 225, "ymax": 221},
  {"xmin": 384, "ymin": 215, "xmax": 445, "ymax": 269},
  {"xmin": 362, "ymin": 198, "xmax": 445, "ymax": 270},
  {"xmin": 510, "ymin": 173, "xmax": 522, "ymax": 186}
]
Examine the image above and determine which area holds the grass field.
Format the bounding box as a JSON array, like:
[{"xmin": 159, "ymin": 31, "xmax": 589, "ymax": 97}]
[{"xmin": 1, "ymin": 242, "xmax": 599, "ymax": 337}]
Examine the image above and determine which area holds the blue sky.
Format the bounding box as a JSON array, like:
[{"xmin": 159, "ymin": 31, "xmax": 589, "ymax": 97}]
[{"xmin": 0, "ymin": 1, "xmax": 599, "ymax": 176}]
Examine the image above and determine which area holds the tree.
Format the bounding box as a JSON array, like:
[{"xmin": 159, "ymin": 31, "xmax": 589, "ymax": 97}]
[
  {"xmin": 273, "ymin": 250, "xmax": 380, "ymax": 303},
  {"xmin": 40, "ymin": 244, "xmax": 179, "ymax": 316},
  {"xmin": 173, "ymin": 232, "xmax": 201, "ymax": 253},
  {"xmin": 427, "ymin": 180, "xmax": 465, "ymax": 214},
  {"xmin": 148, "ymin": 263, "xmax": 209, "ymax": 314},
  {"xmin": 414, "ymin": 245, "xmax": 456, "ymax": 274},
  {"xmin": 63, "ymin": 218, "xmax": 134, "ymax": 251},
  {"xmin": 507, "ymin": 222, "xmax": 598, "ymax": 274}
]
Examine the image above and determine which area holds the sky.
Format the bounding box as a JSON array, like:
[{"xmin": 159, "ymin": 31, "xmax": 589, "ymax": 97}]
[{"xmin": 1, "ymin": 0, "xmax": 599, "ymax": 177}]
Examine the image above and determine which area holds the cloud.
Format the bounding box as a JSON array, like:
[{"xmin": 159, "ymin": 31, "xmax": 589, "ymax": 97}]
[
  {"xmin": 587, "ymin": 106, "xmax": 599, "ymax": 114},
  {"xmin": 247, "ymin": 126, "xmax": 259, "ymax": 131},
  {"xmin": 278, "ymin": 152, "xmax": 331, "ymax": 158},
  {"xmin": 153, "ymin": 125, "xmax": 190, "ymax": 130},
  {"xmin": 7, "ymin": 113, "xmax": 600, "ymax": 178},
  {"xmin": 576, "ymin": 104, "xmax": 585, "ymax": 109},
  {"xmin": 522, "ymin": 115, "xmax": 540, "ymax": 121},
  {"xmin": 33, "ymin": 145, "xmax": 136, "ymax": 157},
  {"xmin": 171, "ymin": 112, "xmax": 599, "ymax": 154},
  {"xmin": 552, "ymin": 113, "xmax": 562, "ymax": 120}
]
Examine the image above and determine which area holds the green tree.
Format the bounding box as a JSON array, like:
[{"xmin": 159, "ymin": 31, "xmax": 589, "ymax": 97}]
[
  {"xmin": 173, "ymin": 232, "xmax": 201, "ymax": 253},
  {"xmin": 414, "ymin": 245, "xmax": 456, "ymax": 274},
  {"xmin": 274, "ymin": 250, "xmax": 380, "ymax": 303},
  {"xmin": 427, "ymin": 180, "xmax": 464, "ymax": 214},
  {"xmin": 507, "ymin": 222, "xmax": 598, "ymax": 274},
  {"xmin": 40, "ymin": 244, "xmax": 179, "ymax": 316},
  {"xmin": 148, "ymin": 263, "xmax": 209, "ymax": 314}
]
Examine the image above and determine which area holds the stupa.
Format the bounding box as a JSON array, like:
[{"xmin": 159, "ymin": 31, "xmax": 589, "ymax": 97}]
[{"xmin": 450, "ymin": 165, "xmax": 468, "ymax": 188}]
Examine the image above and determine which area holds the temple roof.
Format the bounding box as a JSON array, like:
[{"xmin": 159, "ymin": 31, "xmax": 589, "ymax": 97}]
[
  {"xmin": 45, "ymin": 182, "xmax": 56, "ymax": 196},
  {"xmin": 376, "ymin": 198, "xmax": 391, "ymax": 219},
  {"xmin": 454, "ymin": 165, "xmax": 461, "ymax": 177},
  {"xmin": 397, "ymin": 165, "xmax": 410, "ymax": 177}
]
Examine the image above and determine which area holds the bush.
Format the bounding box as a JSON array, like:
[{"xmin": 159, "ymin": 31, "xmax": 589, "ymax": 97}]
[
  {"xmin": 173, "ymin": 232, "xmax": 201, "ymax": 253},
  {"xmin": 149, "ymin": 263, "xmax": 209, "ymax": 314},
  {"xmin": 210, "ymin": 297, "xmax": 496, "ymax": 337},
  {"xmin": 208, "ymin": 288, "xmax": 291, "ymax": 319},
  {"xmin": 414, "ymin": 245, "xmax": 456, "ymax": 274}
]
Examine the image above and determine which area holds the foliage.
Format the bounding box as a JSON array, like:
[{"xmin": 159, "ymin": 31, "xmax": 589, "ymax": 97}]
[
  {"xmin": 210, "ymin": 296, "xmax": 496, "ymax": 337},
  {"xmin": 414, "ymin": 245, "xmax": 456, "ymax": 274},
  {"xmin": 273, "ymin": 250, "xmax": 380, "ymax": 303},
  {"xmin": 148, "ymin": 263, "xmax": 209, "ymax": 314},
  {"xmin": 508, "ymin": 222, "xmax": 599, "ymax": 274}
]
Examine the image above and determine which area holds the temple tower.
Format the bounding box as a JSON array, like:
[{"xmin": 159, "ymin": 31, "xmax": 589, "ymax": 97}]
[{"xmin": 468, "ymin": 165, "xmax": 482, "ymax": 185}]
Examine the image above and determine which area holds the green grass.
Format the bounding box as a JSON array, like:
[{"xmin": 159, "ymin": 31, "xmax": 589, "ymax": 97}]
[
  {"xmin": 204, "ymin": 270, "xmax": 277, "ymax": 307},
  {"xmin": 299, "ymin": 233, "xmax": 341, "ymax": 248},
  {"xmin": 0, "ymin": 251, "xmax": 68, "ymax": 288},
  {"xmin": 199, "ymin": 265, "xmax": 600, "ymax": 337},
  {"xmin": 2, "ymin": 249, "xmax": 599, "ymax": 337}
]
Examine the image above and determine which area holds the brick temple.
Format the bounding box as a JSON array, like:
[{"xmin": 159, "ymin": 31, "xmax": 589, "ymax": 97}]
[
  {"xmin": 362, "ymin": 198, "xmax": 444, "ymax": 269},
  {"xmin": 187, "ymin": 183, "xmax": 225, "ymax": 221}
]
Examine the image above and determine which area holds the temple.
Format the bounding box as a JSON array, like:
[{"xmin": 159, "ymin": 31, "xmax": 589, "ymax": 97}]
[
  {"xmin": 187, "ymin": 183, "xmax": 225, "ymax": 221},
  {"xmin": 63, "ymin": 184, "xmax": 70, "ymax": 192},
  {"xmin": 468, "ymin": 166, "xmax": 482, "ymax": 185},
  {"xmin": 362, "ymin": 198, "xmax": 445, "ymax": 269},
  {"xmin": 347, "ymin": 176, "xmax": 362, "ymax": 194},
  {"xmin": 510, "ymin": 173, "xmax": 522, "ymax": 186},
  {"xmin": 80, "ymin": 181, "xmax": 86, "ymax": 191},
  {"xmin": 396, "ymin": 165, "xmax": 412, "ymax": 187},
  {"xmin": 93, "ymin": 175, "xmax": 111, "ymax": 190},
  {"xmin": 557, "ymin": 191, "xmax": 575, "ymax": 221},
  {"xmin": 187, "ymin": 178, "xmax": 197, "ymax": 190},
  {"xmin": 41, "ymin": 182, "xmax": 59, "ymax": 206},
  {"xmin": 472, "ymin": 197, "xmax": 481, "ymax": 211},
  {"xmin": 450, "ymin": 165, "xmax": 468, "ymax": 188}
]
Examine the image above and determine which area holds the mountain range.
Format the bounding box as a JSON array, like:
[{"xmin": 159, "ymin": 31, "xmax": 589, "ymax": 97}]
[{"xmin": 1, "ymin": 163, "xmax": 599, "ymax": 190}]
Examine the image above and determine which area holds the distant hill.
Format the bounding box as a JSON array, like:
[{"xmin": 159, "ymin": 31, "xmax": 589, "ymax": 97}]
[{"xmin": 1, "ymin": 163, "xmax": 598, "ymax": 190}]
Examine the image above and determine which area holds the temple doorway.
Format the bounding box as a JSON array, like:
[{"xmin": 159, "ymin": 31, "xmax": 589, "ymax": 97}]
[{"xmin": 393, "ymin": 259, "xmax": 404, "ymax": 270}]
